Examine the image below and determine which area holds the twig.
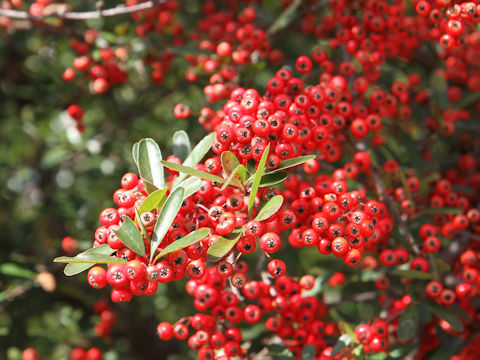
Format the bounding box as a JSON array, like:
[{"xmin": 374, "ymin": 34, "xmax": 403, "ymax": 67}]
[{"xmin": 0, "ymin": 1, "xmax": 163, "ymax": 21}]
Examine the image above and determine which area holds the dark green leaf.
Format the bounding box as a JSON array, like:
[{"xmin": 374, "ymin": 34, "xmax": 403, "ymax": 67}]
[
  {"xmin": 162, "ymin": 161, "xmax": 225, "ymax": 184},
  {"xmin": 267, "ymin": 344, "xmax": 294, "ymax": 360},
  {"xmin": 248, "ymin": 143, "xmax": 270, "ymax": 218},
  {"xmin": 155, "ymin": 228, "xmax": 210, "ymax": 260},
  {"xmin": 246, "ymin": 159, "xmax": 256, "ymax": 175},
  {"xmin": 142, "ymin": 178, "xmax": 159, "ymax": 194},
  {"xmin": 267, "ymin": 0, "xmax": 301, "ymax": 35},
  {"xmin": 172, "ymin": 130, "xmax": 191, "ymax": 161},
  {"xmin": 266, "ymin": 155, "xmax": 316, "ymax": 174},
  {"xmin": 150, "ymin": 187, "xmax": 185, "ymax": 262},
  {"xmin": 114, "ymin": 216, "xmax": 146, "ymax": 257},
  {"xmin": 173, "ymin": 132, "xmax": 215, "ymax": 188},
  {"xmin": 301, "ymin": 345, "xmax": 316, "ymax": 360},
  {"xmin": 259, "ymin": 171, "xmax": 288, "ymax": 188},
  {"xmin": 138, "ymin": 188, "xmax": 168, "ymax": 215},
  {"xmin": 138, "ymin": 138, "xmax": 164, "ymax": 190},
  {"xmin": 453, "ymin": 91, "xmax": 480, "ymax": 109},
  {"xmin": 331, "ymin": 334, "xmax": 352, "ymax": 357},
  {"xmin": 0, "ymin": 263, "xmax": 35, "ymax": 279},
  {"xmin": 135, "ymin": 208, "xmax": 151, "ymax": 242},
  {"xmin": 392, "ymin": 269, "xmax": 434, "ymax": 280},
  {"xmin": 425, "ymin": 303, "xmax": 464, "ymax": 332},
  {"xmin": 255, "ymin": 195, "xmax": 284, "ymax": 222},
  {"xmin": 416, "ymin": 207, "xmax": 464, "ymax": 216},
  {"xmin": 398, "ymin": 305, "xmax": 419, "ymax": 341},
  {"xmin": 206, "ymin": 232, "xmax": 243, "ymax": 262}
]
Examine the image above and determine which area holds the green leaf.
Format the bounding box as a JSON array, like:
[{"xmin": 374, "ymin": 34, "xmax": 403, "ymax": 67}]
[
  {"xmin": 172, "ymin": 130, "xmax": 191, "ymax": 161},
  {"xmin": 255, "ymin": 195, "xmax": 284, "ymax": 222},
  {"xmin": 138, "ymin": 188, "xmax": 168, "ymax": 215},
  {"xmin": 221, "ymin": 151, "xmax": 240, "ymax": 175},
  {"xmin": 132, "ymin": 141, "xmax": 140, "ymax": 168},
  {"xmin": 248, "ymin": 143, "xmax": 270, "ymax": 218},
  {"xmin": 416, "ymin": 207, "xmax": 464, "ymax": 216},
  {"xmin": 54, "ymin": 244, "xmax": 124, "ymax": 276},
  {"xmin": 206, "ymin": 232, "xmax": 243, "ymax": 262},
  {"xmin": 267, "ymin": 344, "xmax": 294, "ymax": 360},
  {"xmin": 246, "ymin": 159, "xmax": 256, "ymax": 175},
  {"xmin": 155, "ymin": 228, "xmax": 210, "ymax": 261},
  {"xmin": 162, "ymin": 161, "xmax": 225, "ymax": 184},
  {"xmin": 177, "ymin": 176, "xmax": 202, "ymax": 199},
  {"xmin": 138, "ymin": 138, "xmax": 164, "ymax": 190},
  {"xmin": 392, "ymin": 269, "xmax": 434, "ymax": 280},
  {"xmin": 0, "ymin": 263, "xmax": 35, "ymax": 279},
  {"xmin": 301, "ymin": 345, "xmax": 316, "ymax": 360},
  {"xmin": 150, "ymin": 187, "xmax": 185, "ymax": 262},
  {"xmin": 267, "ymin": 0, "xmax": 301, "ymax": 35},
  {"xmin": 425, "ymin": 303, "xmax": 464, "ymax": 332},
  {"xmin": 259, "ymin": 171, "xmax": 288, "ymax": 188},
  {"xmin": 266, "ymin": 155, "xmax": 316, "ymax": 174},
  {"xmin": 172, "ymin": 133, "xmax": 215, "ymax": 188},
  {"xmin": 331, "ymin": 334, "xmax": 352, "ymax": 356},
  {"xmin": 142, "ymin": 179, "xmax": 159, "ymax": 194},
  {"xmin": 398, "ymin": 305, "xmax": 419, "ymax": 341},
  {"xmin": 453, "ymin": 91, "xmax": 480, "ymax": 109},
  {"xmin": 220, "ymin": 164, "xmax": 245, "ymax": 190},
  {"xmin": 114, "ymin": 216, "xmax": 146, "ymax": 257}
]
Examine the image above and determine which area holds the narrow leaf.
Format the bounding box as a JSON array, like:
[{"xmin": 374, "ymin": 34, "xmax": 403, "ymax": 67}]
[
  {"xmin": 425, "ymin": 303, "xmax": 464, "ymax": 332},
  {"xmin": 0, "ymin": 263, "xmax": 35, "ymax": 280},
  {"xmin": 138, "ymin": 138, "xmax": 164, "ymax": 190},
  {"xmin": 246, "ymin": 159, "xmax": 256, "ymax": 175},
  {"xmin": 172, "ymin": 130, "xmax": 191, "ymax": 161},
  {"xmin": 177, "ymin": 176, "xmax": 202, "ymax": 199},
  {"xmin": 114, "ymin": 217, "xmax": 146, "ymax": 257},
  {"xmin": 173, "ymin": 133, "xmax": 215, "ymax": 188},
  {"xmin": 398, "ymin": 305, "xmax": 419, "ymax": 341},
  {"xmin": 138, "ymin": 188, "xmax": 168, "ymax": 214},
  {"xmin": 248, "ymin": 143, "xmax": 270, "ymax": 218},
  {"xmin": 267, "ymin": 0, "xmax": 302, "ymax": 35},
  {"xmin": 56, "ymin": 244, "xmax": 118, "ymax": 276},
  {"xmin": 259, "ymin": 171, "xmax": 288, "ymax": 188},
  {"xmin": 150, "ymin": 187, "xmax": 185, "ymax": 262},
  {"xmin": 207, "ymin": 232, "xmax": 243, "ymax": 262},
  {"xmin": 220, "ymin": 164, "xmax": 244, "ymax": 190},
  {"xmin": 162, "ymin": 161, "xmax": 225, "ymax": 184},
  {"xmin": 155, "ymin": 228, "xmax": 210, "ymax": 261},
  {"xmin": 255, "ymin": 195, "xmax": 284, "ymax": 222},
  {"xmin": 55, "ymin": 254, "xmax": 126, "ymax": 265},
  {"xmin": 266, "ymin": 155, "xmax": 316, "ymax": 174},
  {"xmin": 132, "ymin": 141, "xmax": 140, "ymax": 168}
]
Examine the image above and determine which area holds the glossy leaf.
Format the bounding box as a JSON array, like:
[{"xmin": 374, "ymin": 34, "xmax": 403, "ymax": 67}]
[
  {"xmin": 150, "ymin": 187, "xmax": 185, "ymax": 262},
  {"xmin": 207, "ymin": 231, "xmax": 243, "ymax": 262},
  {"xmin": 138, "ymin": 188, "xmax": 167, "ymax": 214},
  {"xmin": 266, "ymin": 155, "xmax": 316, "ymax": 174},
  {"xmin": 162, "ymin": 161, "xmax": 225, "ymax": 184},
  {"xmin": 54, "ymin": 244, "xmax": 122, "ymax": 276},
  {"xmin": 138, "ymin": 138, "xmax": 164, "ymax": 190},
  {"xmin": 248, "ymin": 143, "xmax": 270, "ymax": 218},
  {"xmin": 255, "ymin": 195, "xmax": 284, "ymax": 222},
  {"xmin": 155, "ymin": 228, "xmax": 210, "ymax": 261},
  {"xmin": 172, "ymin": 130, "xmax": 191, "ymax": 161},
  {"xmin": 425, "ymin": 303, "xmax": 464, "ymax": 332},
  {"xmin": 172, "ymin": 132, "xmax": 215, "ymax": 188},
  {"xmin": 267, "ymin": 344, "xmax": 294, "ymax": 360},
  {"xmin": 259, "ymin": 171, "xmax": 288, "ymax": 188},
  {"xmin": 398, "ymin": 305, "xmax": 419, "ymax": 341},
  {"xmin": 114, "ymin": 216, "xmax": 146, "ymax": 257}
]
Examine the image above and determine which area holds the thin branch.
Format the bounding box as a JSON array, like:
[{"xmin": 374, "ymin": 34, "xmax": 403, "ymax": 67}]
[{"xmin": 0, "ymin": 1, "xmax": 162, "ymax": 21}]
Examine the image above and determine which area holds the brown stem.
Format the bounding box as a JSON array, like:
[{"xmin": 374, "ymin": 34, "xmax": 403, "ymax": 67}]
[{"xmin": 0, "ymin": 1, "xmax": 163, "ymax": 21}]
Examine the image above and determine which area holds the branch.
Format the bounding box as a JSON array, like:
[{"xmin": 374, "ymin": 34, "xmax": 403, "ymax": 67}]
[{"xmin": 0, "ymin": 1, "xmax": 162, "ymax": 21}]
